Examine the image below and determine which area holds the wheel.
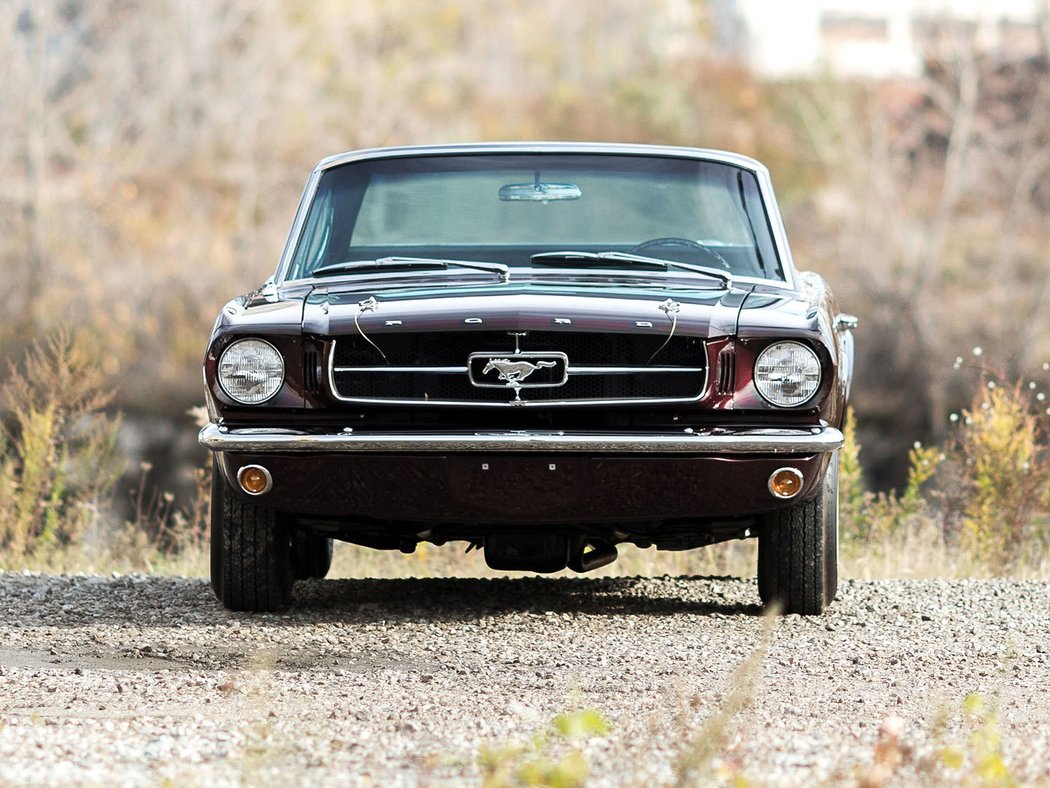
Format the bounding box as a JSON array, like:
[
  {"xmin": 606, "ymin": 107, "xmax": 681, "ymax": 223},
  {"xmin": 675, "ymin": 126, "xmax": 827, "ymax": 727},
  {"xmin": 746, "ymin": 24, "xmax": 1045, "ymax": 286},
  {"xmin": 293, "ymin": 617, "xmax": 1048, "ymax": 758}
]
[
  {"xmin": 210, "ymin": 466, "xmax": 293, "ymax": 612},
  {"xmin": 630, "ymin": 236, "xmax": 732, "ymax": 270},
  {"xmin": 757, "ymin": 455, "xmax": 839, "ymax": 614},
  {"xmin": 294, "ymin": 531, "xmax": 334, "ymax": 580}
]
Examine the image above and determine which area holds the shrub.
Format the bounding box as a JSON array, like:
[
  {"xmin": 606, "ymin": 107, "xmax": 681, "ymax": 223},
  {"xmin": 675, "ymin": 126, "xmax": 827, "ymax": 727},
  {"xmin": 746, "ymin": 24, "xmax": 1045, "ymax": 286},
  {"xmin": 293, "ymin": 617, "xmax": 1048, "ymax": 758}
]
[
  {"xmin": 948, "ymin": 377, "xmax": 1050, "ymax": 567},
  {"xmin": 838, "ymin": 407, "xmax": 867, "ymax": 539},
  {"xmin": 843, "ymin": 362, "xmax": 1050, "ymax": 574},
  {"xmin": 841, "ymin": 406, "xmax": 942, "ymax": 551},
  {"xmin": 0, "ymin": 331, "xmax": 123, "ymax": 563}
]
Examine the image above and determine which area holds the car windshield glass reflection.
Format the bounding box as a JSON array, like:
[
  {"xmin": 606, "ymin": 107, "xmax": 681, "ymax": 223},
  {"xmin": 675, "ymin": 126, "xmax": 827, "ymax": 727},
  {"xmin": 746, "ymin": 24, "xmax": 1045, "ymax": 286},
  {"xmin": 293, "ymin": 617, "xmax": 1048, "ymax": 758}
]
[{"xmin": 285, "ymin": 154, "xmax": 783, "ymax": 282}]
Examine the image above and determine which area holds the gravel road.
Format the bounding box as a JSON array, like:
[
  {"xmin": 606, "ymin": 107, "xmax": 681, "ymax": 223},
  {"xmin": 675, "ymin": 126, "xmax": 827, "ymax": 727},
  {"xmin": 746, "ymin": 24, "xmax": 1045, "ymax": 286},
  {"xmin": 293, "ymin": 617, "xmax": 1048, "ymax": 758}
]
[{"xmin": 0, "ymin": 571, "xmax": 1047, "ymax": 786}]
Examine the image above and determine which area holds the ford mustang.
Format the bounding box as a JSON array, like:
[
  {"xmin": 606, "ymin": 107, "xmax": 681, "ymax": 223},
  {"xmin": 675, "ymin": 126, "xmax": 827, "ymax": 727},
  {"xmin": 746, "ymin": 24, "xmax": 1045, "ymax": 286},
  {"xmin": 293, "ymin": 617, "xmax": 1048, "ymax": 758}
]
[{"xmin": 199, "ymin": 142, "xmax": 855, "ymax": 614}]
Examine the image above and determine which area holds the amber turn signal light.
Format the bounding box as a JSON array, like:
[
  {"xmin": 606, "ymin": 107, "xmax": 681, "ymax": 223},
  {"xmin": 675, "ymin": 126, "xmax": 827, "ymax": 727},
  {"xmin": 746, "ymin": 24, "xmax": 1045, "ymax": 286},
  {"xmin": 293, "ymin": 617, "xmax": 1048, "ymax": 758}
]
[
  {"xmin": 237, "ymin": 465, "xmax": 273, "ymax": 496},
  {"xmin": 768, "ymin": 467, "xmax": 803, "ymax": 499}
]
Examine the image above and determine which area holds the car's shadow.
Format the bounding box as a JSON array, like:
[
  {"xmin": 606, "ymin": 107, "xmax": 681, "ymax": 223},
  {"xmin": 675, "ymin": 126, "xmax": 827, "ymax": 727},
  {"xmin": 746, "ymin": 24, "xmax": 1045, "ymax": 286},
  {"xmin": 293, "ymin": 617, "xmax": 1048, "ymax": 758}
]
[
  {"xmin": 10, "ymin": 574, "xmax": 763, "ymax": 632},
  {"xmin": 286, "ymin": 575, "xmax": 764, "ymax": 622}
]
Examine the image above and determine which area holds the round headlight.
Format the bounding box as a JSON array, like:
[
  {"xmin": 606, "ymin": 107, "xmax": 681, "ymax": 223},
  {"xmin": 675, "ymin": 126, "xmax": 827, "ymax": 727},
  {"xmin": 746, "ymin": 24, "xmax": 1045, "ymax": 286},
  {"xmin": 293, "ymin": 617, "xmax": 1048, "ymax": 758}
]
[
  {"xmin": 217, "ymin": 339, "xmax": 284, "ymax": 404},
  {"xmin": 754, "ymin": 341, "xmax": 821, "ymax": 407}
]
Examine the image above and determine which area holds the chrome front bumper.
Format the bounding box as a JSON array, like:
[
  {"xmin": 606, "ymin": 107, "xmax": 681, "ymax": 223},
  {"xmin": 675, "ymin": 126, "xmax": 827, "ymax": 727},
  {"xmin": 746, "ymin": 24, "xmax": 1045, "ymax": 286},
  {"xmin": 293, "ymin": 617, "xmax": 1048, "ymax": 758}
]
[{"xmin": 199, "ymin": 423, "xmax": 844, "ymax": 454}]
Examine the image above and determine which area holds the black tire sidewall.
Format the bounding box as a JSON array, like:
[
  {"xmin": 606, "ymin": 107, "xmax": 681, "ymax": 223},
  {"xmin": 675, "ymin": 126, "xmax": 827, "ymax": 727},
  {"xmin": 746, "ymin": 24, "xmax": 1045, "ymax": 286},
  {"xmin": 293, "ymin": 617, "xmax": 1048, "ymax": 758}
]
[{"xmin": 213, "ymin": 469, "xmax": 293, "ymax": 612}]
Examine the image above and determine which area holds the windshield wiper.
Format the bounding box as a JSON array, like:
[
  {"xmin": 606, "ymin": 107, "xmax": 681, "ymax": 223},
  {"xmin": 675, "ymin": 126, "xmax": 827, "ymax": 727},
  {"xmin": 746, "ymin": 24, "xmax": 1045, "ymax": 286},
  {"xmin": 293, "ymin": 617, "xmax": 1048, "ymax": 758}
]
[
  {"xmin": 530, "ymin": 251, "xmax": 731, "ymax": 288},
  {"xmin": 313, "ymin": 256, "xmax": 510, "ymax": 282}
]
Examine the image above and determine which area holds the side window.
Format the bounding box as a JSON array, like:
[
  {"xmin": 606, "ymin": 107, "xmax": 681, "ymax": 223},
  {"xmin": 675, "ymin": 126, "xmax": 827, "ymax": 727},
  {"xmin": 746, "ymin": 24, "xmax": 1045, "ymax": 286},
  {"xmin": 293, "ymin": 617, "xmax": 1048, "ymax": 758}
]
[
  {"xmin": 738, "ymin": 172, "xmax": 783, "ymax": 280},
  {"xmin": 288, "ymin": 187, "xmax": 333, "ymax": 278}
]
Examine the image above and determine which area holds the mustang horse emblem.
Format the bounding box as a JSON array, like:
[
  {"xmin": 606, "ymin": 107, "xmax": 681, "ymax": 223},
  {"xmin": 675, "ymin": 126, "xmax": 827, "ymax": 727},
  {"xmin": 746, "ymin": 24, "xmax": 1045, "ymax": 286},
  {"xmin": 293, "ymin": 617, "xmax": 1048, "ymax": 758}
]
[
  {"xmin": 482, "ymin": 358, "xmax": 557, "ymax": 384},
  {"xmin": 480, "ymin": 358, "xmax": 559, "ymax": 402}
]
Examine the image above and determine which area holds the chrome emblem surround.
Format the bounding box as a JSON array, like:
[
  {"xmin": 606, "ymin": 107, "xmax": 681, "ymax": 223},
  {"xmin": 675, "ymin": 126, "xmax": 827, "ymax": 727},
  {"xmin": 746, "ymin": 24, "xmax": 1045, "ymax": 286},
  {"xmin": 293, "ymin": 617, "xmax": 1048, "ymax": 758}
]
[{"xmin": 468, "ymin": 352, "xmax": 569, "ymax": 402}]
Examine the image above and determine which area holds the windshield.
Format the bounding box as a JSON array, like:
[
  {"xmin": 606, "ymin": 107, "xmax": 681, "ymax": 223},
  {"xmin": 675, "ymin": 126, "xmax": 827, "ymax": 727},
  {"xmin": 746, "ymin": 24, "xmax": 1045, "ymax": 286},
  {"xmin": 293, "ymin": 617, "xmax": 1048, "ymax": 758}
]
[{"xmin": 284, "ymin": 153, "xmax": 783, "ymax": 281}]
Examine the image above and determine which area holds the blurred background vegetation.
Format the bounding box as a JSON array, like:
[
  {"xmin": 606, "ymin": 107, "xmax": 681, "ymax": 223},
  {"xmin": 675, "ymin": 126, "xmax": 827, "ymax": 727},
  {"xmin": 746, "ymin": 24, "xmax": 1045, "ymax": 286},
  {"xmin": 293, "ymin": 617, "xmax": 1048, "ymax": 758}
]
[{"xmin": 1, "ymin": 0, "xmax": 1049, "ymax": 575}]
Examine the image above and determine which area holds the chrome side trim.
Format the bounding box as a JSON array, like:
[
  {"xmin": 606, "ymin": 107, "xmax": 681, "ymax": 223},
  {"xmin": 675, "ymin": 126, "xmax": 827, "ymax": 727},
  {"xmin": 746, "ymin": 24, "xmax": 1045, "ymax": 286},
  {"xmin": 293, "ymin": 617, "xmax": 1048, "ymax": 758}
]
[{"xmin": 200, "ymin": 424, "xmax": 844, "ymax": 455}]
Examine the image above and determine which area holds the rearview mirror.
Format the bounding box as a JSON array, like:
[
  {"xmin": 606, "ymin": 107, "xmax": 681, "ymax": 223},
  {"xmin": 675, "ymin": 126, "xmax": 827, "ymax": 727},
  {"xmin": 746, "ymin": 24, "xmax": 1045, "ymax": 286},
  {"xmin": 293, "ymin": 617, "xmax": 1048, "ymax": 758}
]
[{"xmin": 499, "ymin": 172, "xmax": 581, "ymax": 202}]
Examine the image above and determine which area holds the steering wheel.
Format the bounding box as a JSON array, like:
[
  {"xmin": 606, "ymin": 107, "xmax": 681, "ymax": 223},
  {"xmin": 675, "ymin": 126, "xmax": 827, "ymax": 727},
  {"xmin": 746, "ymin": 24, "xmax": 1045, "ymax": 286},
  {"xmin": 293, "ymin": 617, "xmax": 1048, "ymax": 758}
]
[{"xmin": 630, "ymin": 237, "xmax": 732, "ymax": 271}]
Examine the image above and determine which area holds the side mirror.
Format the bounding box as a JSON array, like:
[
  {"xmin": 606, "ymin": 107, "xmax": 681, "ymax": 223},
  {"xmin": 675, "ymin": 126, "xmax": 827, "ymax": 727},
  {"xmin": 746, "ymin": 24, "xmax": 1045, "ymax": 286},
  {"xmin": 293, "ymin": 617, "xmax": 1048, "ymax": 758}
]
[{"xmin": 835, "ymin": 313, "xmax": 858, "ymax": 331}]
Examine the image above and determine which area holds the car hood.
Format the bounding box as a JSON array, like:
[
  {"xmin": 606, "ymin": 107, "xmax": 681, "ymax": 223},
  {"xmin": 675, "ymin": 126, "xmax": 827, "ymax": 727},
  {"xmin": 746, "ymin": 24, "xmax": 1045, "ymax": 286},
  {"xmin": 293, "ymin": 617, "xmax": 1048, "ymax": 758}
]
[{"xmin": 299, "ymin": 279, "xmax": 756, "ymax": 339}]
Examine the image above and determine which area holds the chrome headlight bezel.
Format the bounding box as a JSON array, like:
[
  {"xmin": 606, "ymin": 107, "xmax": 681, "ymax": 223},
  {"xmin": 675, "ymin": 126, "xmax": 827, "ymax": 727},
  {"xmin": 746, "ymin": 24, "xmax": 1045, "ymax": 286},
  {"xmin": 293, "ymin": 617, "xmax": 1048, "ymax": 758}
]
[
  {"xmin": 217, "ymin": 338, "xmax": 285, "ymax": 405},
  {"xmin": 754, "ymin": 341, "xmax": 822, "ymax": 407}
]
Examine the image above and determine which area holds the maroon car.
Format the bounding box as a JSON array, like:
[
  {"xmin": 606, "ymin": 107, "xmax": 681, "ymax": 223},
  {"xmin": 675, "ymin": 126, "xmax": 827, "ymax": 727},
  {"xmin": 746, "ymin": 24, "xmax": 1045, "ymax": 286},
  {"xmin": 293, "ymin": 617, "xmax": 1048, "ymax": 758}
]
[{"xmin": 199, "ymin": 143, "xmax": 855, "ymax": 614}]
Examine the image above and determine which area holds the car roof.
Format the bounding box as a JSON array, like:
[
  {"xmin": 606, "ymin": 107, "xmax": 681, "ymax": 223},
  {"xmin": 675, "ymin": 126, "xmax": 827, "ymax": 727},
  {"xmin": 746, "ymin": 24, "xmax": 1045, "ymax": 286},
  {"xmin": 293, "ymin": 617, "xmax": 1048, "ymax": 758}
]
[{"xmin": 314, "ymin": 142, "xmax": 769, "ymax": 175}]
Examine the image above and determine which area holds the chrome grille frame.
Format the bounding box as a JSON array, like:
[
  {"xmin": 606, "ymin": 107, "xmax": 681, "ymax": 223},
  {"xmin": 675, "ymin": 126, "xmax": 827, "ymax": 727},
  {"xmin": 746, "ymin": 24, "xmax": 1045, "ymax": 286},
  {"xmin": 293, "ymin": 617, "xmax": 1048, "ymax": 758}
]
[{"xmin": 326, "ymin": 338, "xmax": 709, "ymax": 407}]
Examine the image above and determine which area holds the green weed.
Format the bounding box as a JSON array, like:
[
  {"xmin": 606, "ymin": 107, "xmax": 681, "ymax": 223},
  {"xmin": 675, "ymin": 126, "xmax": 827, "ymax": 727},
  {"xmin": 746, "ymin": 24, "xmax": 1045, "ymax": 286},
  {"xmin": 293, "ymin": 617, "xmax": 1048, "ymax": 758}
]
[
  {"xmin": 951, "ymin": 379, "xmax": 1050, "ymax": 567},
  {"xmin": 841, "ymin": 404, "xmax": 943, "ymax": 555},
  {"xmin": 842, "ymin": 365, "xmax": 1050, "ymax": 575}
]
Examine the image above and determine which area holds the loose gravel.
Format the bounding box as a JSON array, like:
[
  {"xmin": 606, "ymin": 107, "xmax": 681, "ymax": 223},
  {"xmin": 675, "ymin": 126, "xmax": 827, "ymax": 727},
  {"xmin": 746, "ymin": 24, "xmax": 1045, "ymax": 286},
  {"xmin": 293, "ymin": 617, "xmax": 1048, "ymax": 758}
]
[{"xmin": 0, "ymin": 571, "xmax": 1047, "ymax": 786}]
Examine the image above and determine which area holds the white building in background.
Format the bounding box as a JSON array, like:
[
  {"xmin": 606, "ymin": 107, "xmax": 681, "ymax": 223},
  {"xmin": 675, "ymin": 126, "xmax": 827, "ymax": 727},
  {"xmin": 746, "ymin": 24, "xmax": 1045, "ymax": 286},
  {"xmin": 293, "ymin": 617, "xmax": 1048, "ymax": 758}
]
[{"xmin": 717, "ymin": 0, "xmax": 1046, "ymax": 79}]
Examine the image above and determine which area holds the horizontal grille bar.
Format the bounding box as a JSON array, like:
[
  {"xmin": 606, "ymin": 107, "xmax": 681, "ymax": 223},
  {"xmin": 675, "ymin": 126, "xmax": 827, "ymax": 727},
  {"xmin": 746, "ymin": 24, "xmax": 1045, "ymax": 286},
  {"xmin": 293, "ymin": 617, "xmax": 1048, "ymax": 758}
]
[
  {"xmin": 332, "ymin": 365, "xmax": 704, "ymax": 374},
  {"xmin": 333, "ymin": 330, "xmax": 704, "ymax": 367}
]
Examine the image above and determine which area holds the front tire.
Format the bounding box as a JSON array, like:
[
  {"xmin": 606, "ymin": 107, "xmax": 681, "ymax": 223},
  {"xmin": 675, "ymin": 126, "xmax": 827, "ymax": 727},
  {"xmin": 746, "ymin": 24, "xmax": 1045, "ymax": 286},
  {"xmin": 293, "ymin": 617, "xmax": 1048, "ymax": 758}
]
[
  {"xmin": 757, "ymin": 456, "xmax": 839, "ymax": 615},
  {"xmin": 210, "ymin": 467, "xmax": 294, "ymax": 612}
]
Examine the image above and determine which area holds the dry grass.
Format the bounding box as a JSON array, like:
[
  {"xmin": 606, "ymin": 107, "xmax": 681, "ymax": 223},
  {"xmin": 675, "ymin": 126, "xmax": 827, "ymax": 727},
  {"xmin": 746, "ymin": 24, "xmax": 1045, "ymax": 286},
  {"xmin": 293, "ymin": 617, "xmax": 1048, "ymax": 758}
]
[
  {"xmin": 333, "ymin": 527, "xmax": 1049, "ymax": 584},
  {"xmin": 34, "ymin": 526, "xmax": 1050, "ymax": 583},
  {"xmin": 842, "ymin": 525, "xmax": 1050, "ymax": 581}
]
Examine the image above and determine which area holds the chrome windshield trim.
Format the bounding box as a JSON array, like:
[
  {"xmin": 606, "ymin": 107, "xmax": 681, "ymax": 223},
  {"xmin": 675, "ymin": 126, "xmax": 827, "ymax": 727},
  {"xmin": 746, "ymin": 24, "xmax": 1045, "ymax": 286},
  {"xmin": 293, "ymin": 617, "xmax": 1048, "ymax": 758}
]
[
  {"xmin": 200, "ymin": 424, "xmax": 844, "ymax": 455},
  {"xmin": 274, "ymin": 143, "xmax": 795, "ymax": 287}
]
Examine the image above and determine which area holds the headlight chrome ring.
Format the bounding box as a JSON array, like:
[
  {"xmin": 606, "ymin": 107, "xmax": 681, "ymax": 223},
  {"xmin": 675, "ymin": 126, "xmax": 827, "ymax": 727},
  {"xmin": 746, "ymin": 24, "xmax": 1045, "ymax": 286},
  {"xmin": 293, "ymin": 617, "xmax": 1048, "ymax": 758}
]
[
  {"xmin": 754, "ymin": 341, "xmax": 821, "ymax": 407},
  {"xmin": 217, "ymin": 338, "xmax": 285, "ymax": 405}
]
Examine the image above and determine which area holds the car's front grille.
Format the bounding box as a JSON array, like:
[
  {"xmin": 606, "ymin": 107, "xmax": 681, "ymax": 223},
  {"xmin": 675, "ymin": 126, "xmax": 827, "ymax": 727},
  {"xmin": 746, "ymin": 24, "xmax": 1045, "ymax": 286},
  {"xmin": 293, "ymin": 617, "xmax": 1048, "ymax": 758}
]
[
  {"xmin": 327, "ymin": 331, "xmax": 707, "ymax": 407},
  {"xmin": 333, "ymin": 331, "xmax": 702, "ymax": 367}
]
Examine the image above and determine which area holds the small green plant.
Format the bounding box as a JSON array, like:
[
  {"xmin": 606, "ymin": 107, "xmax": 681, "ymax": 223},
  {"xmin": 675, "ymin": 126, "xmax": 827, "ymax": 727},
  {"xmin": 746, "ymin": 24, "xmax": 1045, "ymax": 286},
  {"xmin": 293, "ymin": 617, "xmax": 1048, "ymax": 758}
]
[
  {"xmin": 950, "ymin": 378, "xmax": 1050, "ymax": 567},
  {"xmin": 478, "ymin": 708, "xmax": 608, "ymax": 788},
  {"xmin": 841, "ymin": 359, "xmax": 1050, "ymax": 575},
  {"xmin": 841, "ymin": 421, "xmax": 942, "ymax": 551},
  {"xmin": 838, "ymin": 407, "xmax": 867, "ymax": 538},
  {"xmin": 0, "ymin": 331, "xmax": 124, "ymax": 564}
]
